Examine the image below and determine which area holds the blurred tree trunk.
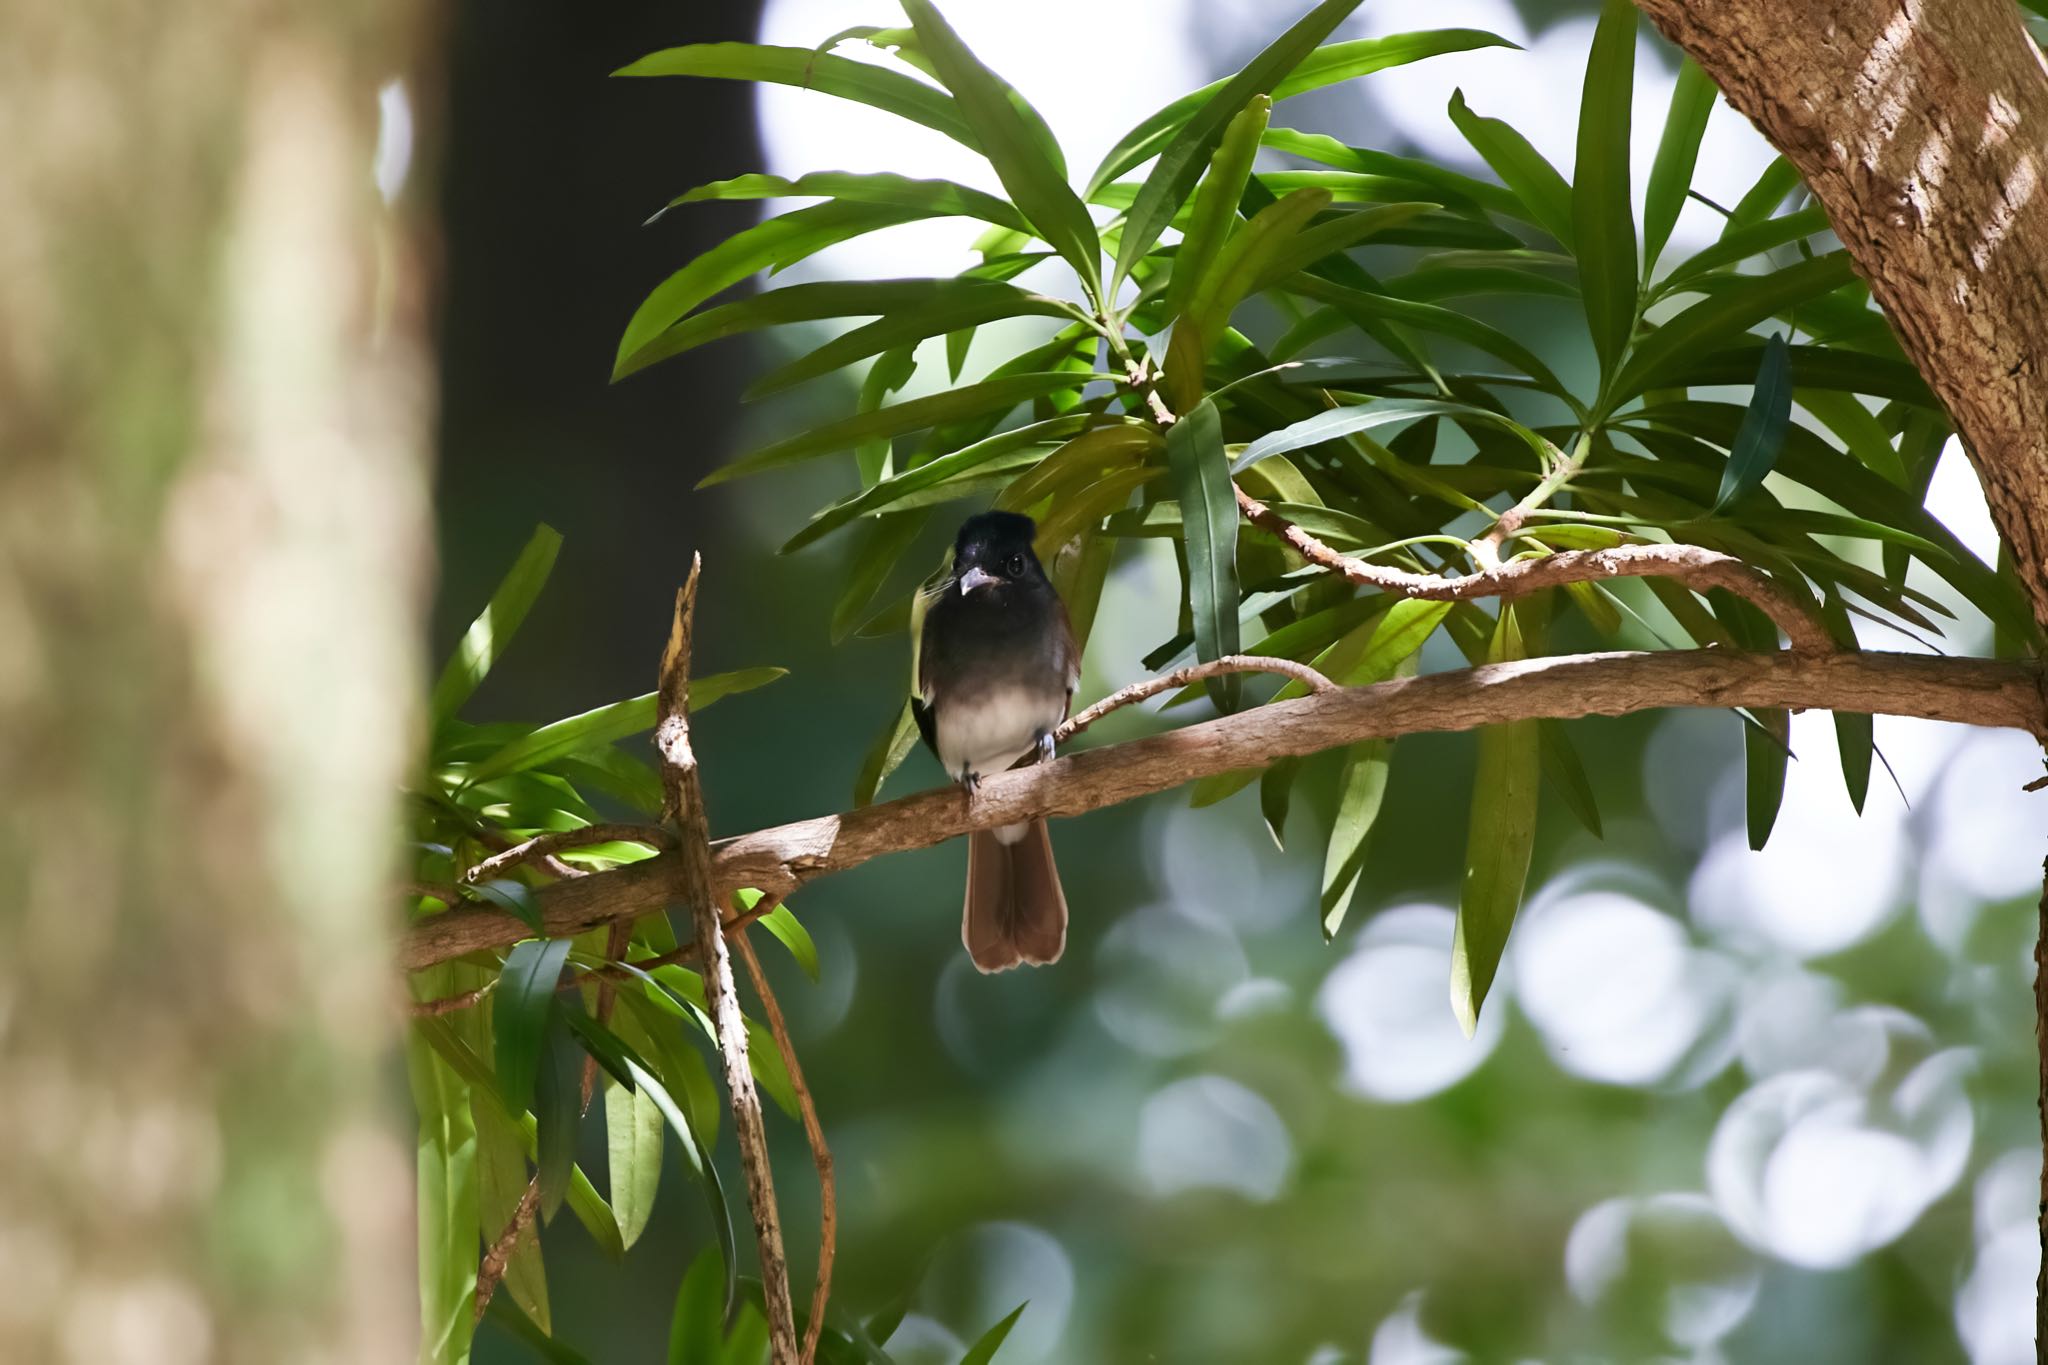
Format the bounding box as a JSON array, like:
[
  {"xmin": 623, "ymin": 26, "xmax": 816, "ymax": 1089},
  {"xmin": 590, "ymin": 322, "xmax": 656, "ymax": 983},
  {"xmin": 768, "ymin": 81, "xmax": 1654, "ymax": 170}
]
[
  {"xmin": 1629, "ymin": 0, "xmax": 2048, "ymax": 1355},
  {"xmin": 0, "ymin": 3, "xmax": 434, "ymax": 1361}
]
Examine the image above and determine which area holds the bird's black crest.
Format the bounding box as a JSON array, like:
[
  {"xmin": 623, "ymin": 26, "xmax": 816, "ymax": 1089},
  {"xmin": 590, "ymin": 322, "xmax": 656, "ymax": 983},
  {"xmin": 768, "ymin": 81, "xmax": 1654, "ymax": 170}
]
[{"xmin": 954, "ymin": 510, "xmax": 1038, "ymax": 560}]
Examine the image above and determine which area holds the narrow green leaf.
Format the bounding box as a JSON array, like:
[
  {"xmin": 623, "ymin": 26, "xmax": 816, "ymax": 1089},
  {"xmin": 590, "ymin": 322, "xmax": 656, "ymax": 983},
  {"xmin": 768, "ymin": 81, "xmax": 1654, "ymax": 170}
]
[
  {"xmin": 1835, "ymin": 709, "xmax": 1873, "ymax": 814},
  {"xmin": 748, "ymin": 281, "xmax": 1075, "ymax": 398},
  {"xmin": 470, "ymin": 878, "xmax": 544, "ymax": 934},
  {"xmin": 1260, "ymin": 757, "xmax": 1300, "ymax": 850},
  {"xmin": 616, "ymin": 202, "xmax": 922, "ymax": 378},
  {"xmin": 605, "ymin": 1079, "xmax": 664, "ymax": 1251},
  {"xmin": 1800, "ymin": 389, "xmax": 1904, "ymax": 485},
  {"xmin": 1575, "ymin": 0, "xmax": 1640, "ymax": 381},
  {"xmin": 1725, "ymin": 155, "xmax": 1802, "ymax": 234},
  {"xmin": 703, "ymin": 373, "xmax": 1098, "ymax": 487},
  {"xmin": 1091, "ymin": 28, "xmax": 1519, "ymax": 195},
  {"xmin": 408, "ymin": 1032, "xmax": 479, "ymax": 1365},
  {"xmin": 1166, "ymin": 188, "xmax": 1332, "ymax": 411},
  {"xmin": 1450, "ymin": 605, "xmax": 1539, "ymax": 1037},
  {"xmin": 901, "ymin": 0, "xmax": 1100, "ymax": 296},
  {"xmin": 495, "ymin": 938, "xmax": 573, "ymax": 1115},
  {"xmin": 1284, "ymin": 273, "xmax": 1574, "ymax": 399},
  {"xmin": 1538, "ymin": 719, "xmax": 1603, "ymax": 838},
  {"xmin": 1321, "ymin": 740, "xmax": 1391, "ymax": 939},
  {"xmin": 1235, "ymin": 397, "xmax": 1548, "ymax": 474},
  {"xmin": 856, "ymin": 347, "xmax": 918, "ymax": 487},
  {"xmin": 1657, "ymin": 206, "xmax": 1832, "ymax": 291},
  {"xmin": 1246, "ymin": 202, "xmax": 1437, "ymax": 296},
  {"xmin": 1114, "ymin": 0, "xmax": 1369, "ymax": 287},
  {"xmin": 561, "ymin": 1003, "xmax": 647, "ymax": 1094},
  {"xmin": 1612, "ymin": 251, "xmax": 1854, "ymax": 402},
  {"xmin": 533, "ymin": 1010, "xmax": 582, "ymax": 1223},
  {"xmin": 1166, "ymin": 397, "xmax": 1241, "ymax": 709},
  {"xmin": 615, "ymin": 44, "xmax": 977, "ymax": 149},
  {"xmin": 467, "ymin": 668, "xmax": 786, "ymax": 783},
  {"xmin": 432, "ymin": 525, "xmax": 563, "ymax": 727},
  {"xmin": 999, "ymin": 424, "xmax": 1163, "ymax": 513},
  {"xmin": 832, "ymin": 510, "xmax": 929, "ymax": 644},
  {"xmin": 782, "ymin": 414, "xmax": 1100, "ymax": 551},
  {"xmin": 666, "ymin": 171, "xmax": 1026, "ymax": 231},
  {"xmin": 854, "ymin": 699, "xmax": 921, "ymax": 806},
  {"xmin": 1447, "ymin": 89, "xmax": 1574, "ymax": 248},
  {"xmin": 1188, "ymin": 767, "xmax": 1262, "ymax": 807},
  {"xmin": 1712, "ymin": 332, "xmax": 1792, "ymax": 511},
  {"xmin": 755, "ymin": 901, "xmax": 821, "ymax": 982},
  {"xmin": 1165, "ymin": 96, "xmax": 1271, "ymax": 322},
  {"xmin": 628, "ymin": 1055, "xmax": 738, "ymax": 1324},
  {"xmin": 1745, "ymin": 708, "xmax": 1791, "ymax": 849},
  {"xmin": 961, "ymin": 1303, "xmax": 1029, "ymax": 1365},
  {"xmin": 1643, "ymin": 59, "xmax": 1715, "ymax": 269},
  {"xmin": 475, "ymin": 1100, "xmax": 550, "ymax": 1334},
  {"xmin": 1262, "ymin": 126, "xmax": 1527, "ymax": 221}
]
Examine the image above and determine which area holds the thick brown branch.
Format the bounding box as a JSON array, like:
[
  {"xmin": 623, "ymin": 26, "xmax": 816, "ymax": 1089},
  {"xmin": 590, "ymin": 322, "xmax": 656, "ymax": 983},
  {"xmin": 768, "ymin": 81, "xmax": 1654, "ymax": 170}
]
[
  {"xmin": 397, "ymin": 649, "xmax": 2044, "ymax": 971},
  {"xmin": 659, "ymin": 558, "xmax": 799, "ymax": 1365},
  {"xmin": 1235, "ymin": 487, "xmax": 1832, "ymax": 652},
  {"xmin": 1057, "ymin": 654, "xmax": 1334, "ymax": 741},
  {"xmin": 736, "ymin": 934, "xmax": 835, "ymax": 1365}
]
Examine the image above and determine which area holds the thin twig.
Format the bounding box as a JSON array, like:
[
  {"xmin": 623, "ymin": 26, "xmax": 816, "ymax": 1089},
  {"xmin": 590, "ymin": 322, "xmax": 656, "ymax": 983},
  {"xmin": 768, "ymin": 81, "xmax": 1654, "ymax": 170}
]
[
  {"xmin": 1235, "ymin": 486, "xmax": 1834, "ymax": 653},
  {"xmin": 462, "ymin": 824, "xmax": 674, "ymax": 885},
  {"xmin": 405, "ymin": 880, "xmax": 465, "ymax": 905},
  {"xmin": 473, "ymin": 1174, "xmax": 541, "ymax": 1324},
  {"xmin": 658, "ymin": 556, "xmax": 800, "ymax": 1365},
  {"xmin": 735, "ymin": 933, "xmax": 835, "ymax": 1365},
  {"xmin": 411, "ymin": 983, "xmax": 492, "ymax": 1017},
  {"xmin": 1057, "ymin": 654, "xmax": 1335, "ymax": 741}
]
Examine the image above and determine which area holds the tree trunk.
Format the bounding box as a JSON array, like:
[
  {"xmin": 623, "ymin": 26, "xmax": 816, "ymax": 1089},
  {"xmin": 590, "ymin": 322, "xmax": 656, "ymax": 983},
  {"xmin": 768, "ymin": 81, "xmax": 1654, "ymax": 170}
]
[
  {"xmin": 1632, "ymin": 1, "xmax": 2048, "ymax": 1356},
  {"xmin": 0, "ymin": 3, "xmax": 433, "ymax": 1361}
]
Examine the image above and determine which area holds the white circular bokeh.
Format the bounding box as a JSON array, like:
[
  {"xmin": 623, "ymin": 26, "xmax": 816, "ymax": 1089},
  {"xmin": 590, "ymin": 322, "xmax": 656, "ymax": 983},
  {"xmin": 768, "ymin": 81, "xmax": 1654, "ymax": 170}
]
[{"xmin": 1319, "ymin": 904, "xmax": 1506, "ymax": 1102}]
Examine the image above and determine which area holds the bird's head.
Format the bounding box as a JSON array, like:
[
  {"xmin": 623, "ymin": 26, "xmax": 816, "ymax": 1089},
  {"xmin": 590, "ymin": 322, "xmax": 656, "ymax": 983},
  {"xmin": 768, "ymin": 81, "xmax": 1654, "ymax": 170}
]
[{"xmin": 951, "ymin": 511, "xmax": 1045, "ymax": 596}]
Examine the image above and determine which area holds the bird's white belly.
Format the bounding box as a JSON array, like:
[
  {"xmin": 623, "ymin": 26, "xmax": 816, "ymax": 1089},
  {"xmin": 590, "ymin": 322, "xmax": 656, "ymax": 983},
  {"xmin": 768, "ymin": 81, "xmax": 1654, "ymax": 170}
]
[{"xmin": 935, "ymin": 685, "xmax": 1059, "ymax": 781}]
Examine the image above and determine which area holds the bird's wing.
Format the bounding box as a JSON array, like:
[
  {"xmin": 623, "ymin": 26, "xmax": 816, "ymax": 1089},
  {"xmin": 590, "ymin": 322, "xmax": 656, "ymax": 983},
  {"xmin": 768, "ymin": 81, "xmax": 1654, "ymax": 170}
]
[{"xmin": 910, "ymin": 695, "xmax": 938, "ymax": 759}]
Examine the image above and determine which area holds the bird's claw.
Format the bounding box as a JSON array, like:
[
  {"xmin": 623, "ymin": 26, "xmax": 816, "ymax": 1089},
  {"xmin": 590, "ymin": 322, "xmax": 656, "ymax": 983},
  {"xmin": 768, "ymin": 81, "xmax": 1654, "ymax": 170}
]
[{"xmin": 1034, "ymin": 730, "xmax": 1056, "ymax": 764}]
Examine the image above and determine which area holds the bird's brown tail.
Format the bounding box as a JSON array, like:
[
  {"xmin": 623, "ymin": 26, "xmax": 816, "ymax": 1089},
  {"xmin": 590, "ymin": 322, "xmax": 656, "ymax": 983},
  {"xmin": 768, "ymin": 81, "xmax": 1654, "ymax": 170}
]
[{"xmin": 963, "ymin": 819, "xmax": 1068, "ymax": 972}]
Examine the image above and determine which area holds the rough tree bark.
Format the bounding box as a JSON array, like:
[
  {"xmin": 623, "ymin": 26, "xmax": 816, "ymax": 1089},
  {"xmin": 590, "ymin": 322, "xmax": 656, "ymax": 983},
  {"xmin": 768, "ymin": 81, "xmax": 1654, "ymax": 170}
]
[
  {"xmin": 0, "ymin": 3, "xmax": 432, "ymax": 1361},
  {"xmin": 1630, "ymin": 0, "xmax": 2048, "ymax": 1353}
]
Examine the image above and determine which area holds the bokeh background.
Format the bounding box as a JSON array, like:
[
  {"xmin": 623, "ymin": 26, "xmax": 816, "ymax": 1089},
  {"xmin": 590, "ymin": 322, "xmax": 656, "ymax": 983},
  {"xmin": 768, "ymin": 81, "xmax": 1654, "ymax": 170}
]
[{"xmin": 437, "ymin": 1, "xmax": 2044, "ymax": 1360}]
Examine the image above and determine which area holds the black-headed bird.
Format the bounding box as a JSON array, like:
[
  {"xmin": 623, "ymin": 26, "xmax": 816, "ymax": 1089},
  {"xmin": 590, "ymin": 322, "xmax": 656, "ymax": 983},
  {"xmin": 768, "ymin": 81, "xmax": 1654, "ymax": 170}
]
[{"xmin": 913, "ymin": 511, "xmax": 1077, "ymax": 972}]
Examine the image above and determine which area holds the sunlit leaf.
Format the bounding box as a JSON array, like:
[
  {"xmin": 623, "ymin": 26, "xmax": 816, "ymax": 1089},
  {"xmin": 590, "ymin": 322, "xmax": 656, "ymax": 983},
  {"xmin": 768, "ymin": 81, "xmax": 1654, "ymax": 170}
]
[
  {"xmin": 854, "ymin": 698, "xmax": 922, "ymax": 806},
  {"xmin": 754, "ymin": 899, "xmax": 821, "ymax": 982},
  {"xmin": 668, "ymin": 1247, "xmax": 726, "ymax": 1365},
  {"xmin": 1447, "ymin": 89, "xmax": 1574, "ymax": 248},
  {"xmin": 467, "ymin": 668, "xmax": 786, "ymax": 784},
  {"xmin": 432, "ymin": 525, "xmax": 563, "ymax": 728},
  {"xmin": 475, "ymin": 1099, "xmax": 550, "ymax": 1334},
  {"xmin": 1165, "ymin": 398, "xmax": 1240, "ymax": 709},
  {"xmin": 605, "ymin": 1078, "xmax": 664, "ymax": 1251},
  {"xmin": 960, "ymin": 1302, "xmax": 1029, "ymax": 1365},
  {"xmin": 1165, "ymin": 96, "xmax": 1271, "ymax": 322},
  {"xmin": 664, "ymin": 170, "xmax": 1026, "ymax": 231},
  {"xmin": 616, "ymin": 43, "xmax": 976, "ymax": 148},
  {"xmin": 470, "ymin": 878, "xmax": 544, "ymax": 934},
  {"xmin": 1611, "ymin": 251, "xmax": 1854, "ymax": 403},
  {"xmin": 749, "ymin": 281, "xmax": 1076, "ymax": 397},
  {"xmin": 486, "ymin": 1297, "xmax": 592, "ymax": 1365},
  {"xmin": 408, "ymin": 1032, "xmax": 479, "ymax": 1365},
  {"xmin": 1321, "ymin": 739, "xmax": 1391, "ymax": 939}
]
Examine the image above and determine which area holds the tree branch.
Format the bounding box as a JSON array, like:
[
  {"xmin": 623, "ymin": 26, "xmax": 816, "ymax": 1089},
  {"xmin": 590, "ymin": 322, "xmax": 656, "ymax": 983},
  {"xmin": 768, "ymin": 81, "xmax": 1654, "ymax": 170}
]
[
  {"xmin": 460, "ymin": 824, "xmax": 673, "ymax": 885},
  {"xmin": 398, "ymin": 648, "xmax": 2044, "ymax": 971},
  {"xmin": 1235, "ymin": 487, "xmax": 1833, "ymax": 652},
  {"xmin": 1057, "ymin": 654, "xmax": 1334, "ymax": 741},
  {"xmin": 658, "ymin": 557, "xmax": 800, "ymax": 1365}
]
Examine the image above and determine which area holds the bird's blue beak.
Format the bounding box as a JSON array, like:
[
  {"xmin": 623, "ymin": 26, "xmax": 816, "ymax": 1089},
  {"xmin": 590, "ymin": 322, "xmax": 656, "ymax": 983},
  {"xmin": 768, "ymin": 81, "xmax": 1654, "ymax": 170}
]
[{"xmin": 959, "ymin": 566, "xmax": 998, "ymax": 595}]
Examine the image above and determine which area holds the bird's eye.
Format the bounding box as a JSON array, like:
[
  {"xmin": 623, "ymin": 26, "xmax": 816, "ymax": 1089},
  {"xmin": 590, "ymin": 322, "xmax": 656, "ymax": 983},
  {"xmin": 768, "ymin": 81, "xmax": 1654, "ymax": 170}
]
[{"xmin": 1005, "ymin": 553, "xmax": 1025, "ymax": 576}]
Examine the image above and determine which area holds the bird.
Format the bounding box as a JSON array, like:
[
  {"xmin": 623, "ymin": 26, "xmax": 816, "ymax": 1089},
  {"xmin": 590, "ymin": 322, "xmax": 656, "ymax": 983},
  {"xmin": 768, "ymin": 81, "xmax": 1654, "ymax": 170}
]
[{"xmin": 912, "ymin": 511, "xmax": 1078, "ymax": 972}]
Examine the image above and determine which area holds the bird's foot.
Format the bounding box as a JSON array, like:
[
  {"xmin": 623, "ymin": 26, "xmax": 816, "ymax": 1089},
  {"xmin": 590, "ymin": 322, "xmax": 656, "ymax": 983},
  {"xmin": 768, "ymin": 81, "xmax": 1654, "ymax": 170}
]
[
  {"xmin": 955, "ymin": 767, "xmax": 981, "ymax": 795},
  {"xmin": 1034, "ymin": 729, "xmax": 1056, "ymax": 764}
]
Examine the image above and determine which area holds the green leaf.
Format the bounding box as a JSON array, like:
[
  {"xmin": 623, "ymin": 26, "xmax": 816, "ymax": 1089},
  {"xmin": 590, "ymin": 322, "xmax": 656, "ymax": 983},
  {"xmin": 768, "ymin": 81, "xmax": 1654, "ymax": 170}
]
[
  {"xmin": 1835, "ymin": 708, "xmax": 1873, "ymax": 814},
  {"xmin": 1745, "ymin": 708, "xmax": 1791, "ymax": 849},
  {"xmin": 486, "ymin": 1298, "xmax": 593, "ymax": 1365},
  {"xmin": 533, "ymin": 1009, "xmax": 582, "ymax": 1223},
  {"xmin": 704, "ymin": 372, "xmax": 1098, "ymax": 487},
  {"xmin": 605, "ymin": 1078, "xmax": 664, "ymax": 1251},
  {"xmin": 561, "ymin": 1003, "xmax": 646, "ymax": 1094},
  {"xmin": 1575, "ymin": 0, "xmax": 1640, "ymax": 383},
  {"xmin": 475, "ymin": 1100, "xmax": 550, "ymax": 1334},
  {"xmin": 901, "ymin": 0, "xmax": 1100, "ymax": 297},
  {"xmin": 1801, "ymin": 389, "xmax": 1905, "ymax": 485},
  {"xmin": 628, "ymin": 1054, "xmax": 738, "ymax": 1327},
  {"xmin": 999, "ymin": 424, "xmax": 1163, "ymax": 513},
  {"xmin": 1447, "ymin": 89, "xmax": 1574, "ymax": 248},
  {"xmin": 750, "ymin": 281, "xmax": 1076, "ymax": 397},
  {"xmin": 1166, "ymin": 188, "xmax": 1332, "ymax": 411},
  {"xmin": 1657, "ymin": 206, "xmax": 1832, "ymax": 292},
  {"xmin": 1246, "ymin": 202, "xmax": 1437, "ymax": 295},
  {"xmin": 666, "ymin": 171, "xmax": 1027, "ymax": 231},
  {"xmin": 467, "ymin": 668, "xmax": 786, "ymax": 783},
  {"xmin": 1090, "ymin": 28, "xmax": 1519, "ymax": 195},
  {"xmin": 1643, "ymin": 59, "xmax": 1715, "ymax": 269},
  {"xmin": 1726, "ymin": 155, "xmax": 1802, "ymax": 234},
  {"xmin": 1113, "ymin": 0, "xmax": 1370, "ymax": 289},
  {"xmin": 1262, "ymin": 127, "xmax": 1526, "ymax": 221},
  {"xmin": 1538, "ymin": 719, "xmax": 1603, "ymax": 838},
  {"xmin": 1450, "ymin": 605, "xmax": 1539, "ymax": 1037},
  {"xmin": 854, "ymin": 699, "xmax": 922, "ymax": 806},
  {"xmin": 616, "ymin": 43, "xmax": 977, "ymax": 148},
  {"xmin": 1611, "ymin": 251, "xmax": 1854, "ymax": 402},
  {"xmin": 782, "ymin": 414, "xmax": 1101, "ymax": 551},
  {"xmin": 432, "ymin": 525, "xmax": 563, "ymax": 728},
  {"xmin": 616, "ymin": 201, "xmax": 922, "ymax": 378},
  {"xmin": 1285, "ymin": 274, "xmax": 1573, "ymax": 400},
  {"xmin": 668, "ymin": 1248, "xmax": 725, "ymax": 1365},
  {"xmin": 1165, "ymin": 96, "xmax": 1271, "ymax": 322},
  {"xmin": 408, "ymin": 1032, "xmax": 479, "ymax": 1365},
  {"xmin": 470, "ymin": 878, "xmax": 544, "ymax": 934},
  {"xmin": 1711, "ymin": 332, "xmax": 1792, "ymax": 512},
  {"xmin": 1321, "ymin": 740, "xmax": 1391, "ymax": 939},
  {"xmin": 1235, "ymin": 397, "xmax": 1549, "ymax": 474},
  {"xmin": 755, "ymin": 901, "xmax": 821, "ymax": 982},
  {"xmin": 1260, "ymin": 757, "xmax": 1300, "ymax": 849},
  {"xmin": 961, "ymin": 1302, "xmax": 1029, "ymax": 1365},
  {"xmin": 1166, "ymin": 398, "xmax": 1241, "ymax": 710},
  {"xmin": 495, "ymin": 938, "xmax": 573, "ymax": 1115}
]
